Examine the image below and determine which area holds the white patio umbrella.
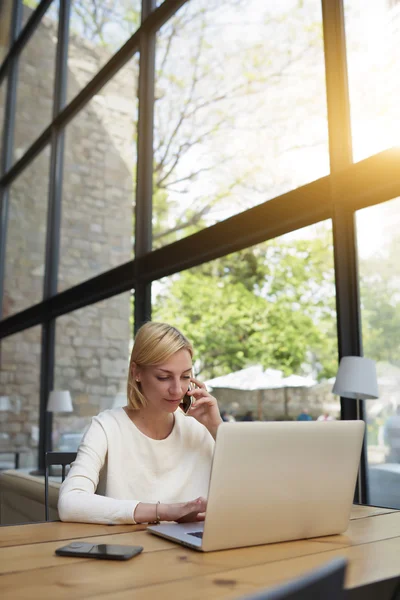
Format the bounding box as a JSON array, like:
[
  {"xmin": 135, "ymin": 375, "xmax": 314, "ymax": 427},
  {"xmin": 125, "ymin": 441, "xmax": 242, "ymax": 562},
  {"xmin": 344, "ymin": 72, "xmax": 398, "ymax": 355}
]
[
  {"xmin": 205, "ymin": 366, "xmax": 316, "ymax": 419},
  {"xmin": 205, "ymin": 365, "xmax": 284, "ymax": 392},
  {"xmin": 281, "ymin": 374, "xmax": 316, "ymax": 388}
]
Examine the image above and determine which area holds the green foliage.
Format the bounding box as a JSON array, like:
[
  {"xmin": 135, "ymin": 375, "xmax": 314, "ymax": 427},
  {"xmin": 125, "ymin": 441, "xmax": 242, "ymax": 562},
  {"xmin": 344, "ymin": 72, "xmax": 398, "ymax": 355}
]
[
  {"xmin": 23, "ymin": 0, "xmax": 39, "ymax": 8},
  {"xmin": 360, "ymin": 236, "xmax": 400, "ymax": 366},
  {"xmin": 153, "ymin": 229, "xmax": 338, "ymax": 380}
]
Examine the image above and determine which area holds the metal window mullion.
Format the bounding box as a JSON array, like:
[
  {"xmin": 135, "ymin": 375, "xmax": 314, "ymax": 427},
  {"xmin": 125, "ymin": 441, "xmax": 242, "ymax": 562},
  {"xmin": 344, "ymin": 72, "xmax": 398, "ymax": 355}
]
[
  {"xmin": 0, "ymin": 0, "xmax": 53, "ymax": 86},
  {"xmin": 38, "ymin": 0, "xmax": 71, "ymax": 472},
  {"xmin": 134, "ymin": 0, "xmax": 157, "ymax": 333},
  {"xmin": 0, "ymin": 174, "xmax": 332, "ymax": 340},
  {"xmin": 332, "ymin": 203, "xmax": 368, "ymax": 504},
  {"xmin": 321, "ymin": 0, "xmax": 353, "ymax": 170},
  {"xmin": 322, "ymin": 0, "xmax": 367, "ymax": 502},
  {"xmin": 0, "ymin": 0, "xmax": 23, "ymax": 320}
]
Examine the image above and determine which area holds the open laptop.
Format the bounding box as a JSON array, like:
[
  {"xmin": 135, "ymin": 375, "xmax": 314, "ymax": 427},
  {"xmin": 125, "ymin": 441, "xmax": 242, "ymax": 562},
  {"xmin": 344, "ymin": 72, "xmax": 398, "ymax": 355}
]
[{"xmin": 147, "ymin": 420, "xmax": 365, "ymax": 552}]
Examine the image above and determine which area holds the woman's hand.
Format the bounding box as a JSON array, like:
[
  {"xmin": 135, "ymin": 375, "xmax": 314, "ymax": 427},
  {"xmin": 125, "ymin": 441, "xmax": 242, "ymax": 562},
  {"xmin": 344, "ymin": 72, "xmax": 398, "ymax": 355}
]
[
  {"xmin": 134, "ymin": 497, "xmax": 207, "ymax": 523},
  {"xmin": 163, "ymin": 497, "xmax": 207, "ymax": 523},
  {"xmin": 187, "ymin": 377, "xmax": 223, "ymax": 439}
]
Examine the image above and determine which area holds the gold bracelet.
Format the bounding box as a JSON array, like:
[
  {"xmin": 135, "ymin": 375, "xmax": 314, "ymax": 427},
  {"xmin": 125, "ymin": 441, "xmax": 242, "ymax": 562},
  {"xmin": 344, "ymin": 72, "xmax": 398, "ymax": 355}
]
[
  {"xmin": 155, "ymin": 500, "xmax": 161, "ymax": 524},
  {"xmin": 149, "ymin": 501, "xmax": 161, "ymax": 524}
]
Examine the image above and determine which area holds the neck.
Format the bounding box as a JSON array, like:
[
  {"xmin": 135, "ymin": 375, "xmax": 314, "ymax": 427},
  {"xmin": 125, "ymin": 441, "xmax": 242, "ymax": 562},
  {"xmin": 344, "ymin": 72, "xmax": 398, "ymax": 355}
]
[{"xmin": 124, "ymin": 405, "xmax": 175, "ymax": 440}]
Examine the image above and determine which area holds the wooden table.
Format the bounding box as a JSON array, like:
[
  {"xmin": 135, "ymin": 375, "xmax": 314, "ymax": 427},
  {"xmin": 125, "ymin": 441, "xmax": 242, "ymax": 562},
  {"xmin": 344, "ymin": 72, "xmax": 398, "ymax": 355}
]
[{"xmin": 1, "ymin": 505, "xmax": 400, "ymax": 599}]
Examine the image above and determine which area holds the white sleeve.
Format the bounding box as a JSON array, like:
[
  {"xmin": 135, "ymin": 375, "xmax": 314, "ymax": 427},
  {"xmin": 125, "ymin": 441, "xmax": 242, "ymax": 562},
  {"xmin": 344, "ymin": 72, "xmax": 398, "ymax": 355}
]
[{"xmin": 57, "ymin": 417, "xmax": 139, "ymax": 525}]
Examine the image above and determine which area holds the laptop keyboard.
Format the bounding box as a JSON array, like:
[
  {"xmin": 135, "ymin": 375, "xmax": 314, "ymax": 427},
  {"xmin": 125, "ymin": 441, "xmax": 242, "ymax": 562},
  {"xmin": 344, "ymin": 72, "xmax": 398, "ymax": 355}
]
[{"xmin": 188, "ymin": 532, "xmax": 203, "ymax": 539}]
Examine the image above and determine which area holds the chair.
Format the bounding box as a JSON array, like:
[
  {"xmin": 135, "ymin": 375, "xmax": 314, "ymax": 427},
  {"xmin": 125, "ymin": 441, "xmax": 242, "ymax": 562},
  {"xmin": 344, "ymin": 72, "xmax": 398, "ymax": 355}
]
[
  {"xmin": 45, "ymin": 451, "xmax": 76, "ymax": 521},
  {"xmin": 239, "ymin": 557, "xmax": 347, "ymax": 600}
]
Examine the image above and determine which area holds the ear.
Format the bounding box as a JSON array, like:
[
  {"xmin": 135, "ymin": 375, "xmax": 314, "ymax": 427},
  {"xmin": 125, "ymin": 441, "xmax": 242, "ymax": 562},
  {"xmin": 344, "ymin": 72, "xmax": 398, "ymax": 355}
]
[{"xmin": 131, "ymin": 362, "xmax": 141, "ymax": 383}]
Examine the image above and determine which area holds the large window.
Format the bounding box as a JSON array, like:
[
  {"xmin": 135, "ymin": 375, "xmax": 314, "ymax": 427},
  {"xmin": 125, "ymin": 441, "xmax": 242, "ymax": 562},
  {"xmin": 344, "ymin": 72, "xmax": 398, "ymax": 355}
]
[
  {"xmin": 53, "ymin": 291, "xmax": 133, "ymax": 449},
  {"xmin": 67, "ymin": 1, "xmax": 141, "ymax": 104},
  {"xmin": 3, "ymin": 148, "xmax": 50, "ymax": 316},
  {"xmin": 153, "ymin": 221, "xmax": 338, "ymax": 422},
  {"xmin": 0, "ymin": 0, "xmax": 400, "ymax": 508},
  {"xmin": 13, "ymin": 3, "xmax": 59, "ymax": 165},
  {"xmin": 59, "ymin": 57, "xmax": 138, "ymax": 291},
  {"xmin": 153, "ymin": 0, "xmax": 329, "ymax": 248},
  {"xmin": 0, "ymin": 326, "xmax": 41, "ymax": 469},
  {"xmin": 357, "ymin": 197, "xmax": 400, "ymax": 508},
  {"xmin": 345, "ymin": 0, "xmax": 400, "ymax": 162}
]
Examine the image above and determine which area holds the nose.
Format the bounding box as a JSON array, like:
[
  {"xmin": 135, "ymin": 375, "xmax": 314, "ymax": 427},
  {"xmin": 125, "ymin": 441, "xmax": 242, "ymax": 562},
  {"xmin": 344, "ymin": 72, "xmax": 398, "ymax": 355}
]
[{"xmin": 169, "ymin": 378, "xmax": 183, "ymax": 397}]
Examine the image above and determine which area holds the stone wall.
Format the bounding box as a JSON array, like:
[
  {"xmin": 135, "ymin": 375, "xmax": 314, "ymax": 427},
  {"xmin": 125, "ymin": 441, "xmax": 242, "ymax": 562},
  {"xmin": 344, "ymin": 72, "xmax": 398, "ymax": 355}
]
[{"xmin": 0, "ymin": 8, "xmax": 136, "ymax": 464}]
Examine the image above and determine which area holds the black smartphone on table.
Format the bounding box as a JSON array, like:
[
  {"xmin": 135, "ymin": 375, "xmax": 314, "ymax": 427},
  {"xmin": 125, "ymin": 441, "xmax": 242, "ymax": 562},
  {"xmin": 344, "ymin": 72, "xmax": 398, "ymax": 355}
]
[{"xmin": 55, "ymin": 542, "xmax": 143, "ymax": 561}]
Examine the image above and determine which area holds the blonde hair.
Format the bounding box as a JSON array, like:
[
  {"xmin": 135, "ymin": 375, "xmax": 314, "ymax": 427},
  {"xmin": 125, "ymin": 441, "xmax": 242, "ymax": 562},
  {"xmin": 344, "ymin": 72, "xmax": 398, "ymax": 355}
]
[{"xmin": 127, "ymin": 322, "xmax": 193, "ymax": 410}]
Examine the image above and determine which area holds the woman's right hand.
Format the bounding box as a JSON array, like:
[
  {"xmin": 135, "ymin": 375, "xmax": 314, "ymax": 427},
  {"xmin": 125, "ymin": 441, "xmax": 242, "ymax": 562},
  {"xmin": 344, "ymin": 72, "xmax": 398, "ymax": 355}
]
[
  {"xmin": 134, "ymin": 497, "xmax": 207, "ymax": 524},
  {"xmin": 162, "ymin": 497, "xmax": 207, "ymax": 523}
]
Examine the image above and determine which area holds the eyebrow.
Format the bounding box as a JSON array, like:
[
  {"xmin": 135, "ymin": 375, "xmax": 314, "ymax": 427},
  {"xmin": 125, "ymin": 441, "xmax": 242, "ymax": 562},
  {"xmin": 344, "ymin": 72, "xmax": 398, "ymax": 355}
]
[{"xmin": 156, "ymin": 368, "xmax": 192, "ymax": 374}]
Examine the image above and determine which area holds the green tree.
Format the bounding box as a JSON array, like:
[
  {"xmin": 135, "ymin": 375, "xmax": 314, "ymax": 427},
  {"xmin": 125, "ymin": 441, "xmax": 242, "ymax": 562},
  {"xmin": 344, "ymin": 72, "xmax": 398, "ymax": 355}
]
[
  {"xmin": 153, "ymin": 227, "xmax": 337, "ymax": 379},
  {"xmin": 54, "ymin": 0, "xmax": 325, "ymax": 247}
]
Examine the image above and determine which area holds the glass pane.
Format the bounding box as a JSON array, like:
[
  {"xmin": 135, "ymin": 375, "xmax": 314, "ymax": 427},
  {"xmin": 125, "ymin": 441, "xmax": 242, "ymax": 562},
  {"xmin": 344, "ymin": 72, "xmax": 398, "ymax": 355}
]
[
  {"xmin": 53, "ymin": 292, "xmax": 133, "ymax": 448},
  {"xmin": 13, "ymin": 2, "xmax": 59, "ymax": 164},
  {"xmin": 153, "ymin": 0, "xmax": 329, "ymax": 249},
  {"xmin": 22, "ymin": 2, "xmax": 60, "ymax": 29},
  {"xmin": 0, "ymin": 77, "xmax": 7, "ymax": 168},
  {"xmin": 58, "ymin": 56, "xmax": 138, "ymax": 292},
  {"xmin": 345, "ymin": 0, "xmax": 400, "ymax": 162},
  {"xmin": 153, "ymin": 220, "xmax": 338, "ymax": 422},
  {"xmin": 357, "ymin": 197, "xmax": 400, "ymax": 508},
  {"xmin": 67, "ymin": 0, "xmax": 141, "ymax": 104},
  {"xmin": 0, "ymin": 1, "xmax": 13, "ymax": 63},
  {"xmin": 3, "ymin": 147, "xmax": 50, "ymax": 316},
  {"xmin": 0, "ymin": 326, "xmax": 41, "ymax": 471}
]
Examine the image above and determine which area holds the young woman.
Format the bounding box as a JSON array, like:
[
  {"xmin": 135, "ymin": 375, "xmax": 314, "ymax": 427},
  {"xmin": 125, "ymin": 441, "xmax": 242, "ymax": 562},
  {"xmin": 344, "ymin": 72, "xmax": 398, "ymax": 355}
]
[{"xmin": 58, "ymin": 322, "xmax": 222, "ymax": 524}]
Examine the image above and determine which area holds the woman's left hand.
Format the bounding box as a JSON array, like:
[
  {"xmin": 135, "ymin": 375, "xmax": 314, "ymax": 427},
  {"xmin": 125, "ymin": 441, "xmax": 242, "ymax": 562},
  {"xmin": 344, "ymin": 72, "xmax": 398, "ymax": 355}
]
[{"xmin": 187, "ymin": 378, "xmax": 223, "ymax": 440}]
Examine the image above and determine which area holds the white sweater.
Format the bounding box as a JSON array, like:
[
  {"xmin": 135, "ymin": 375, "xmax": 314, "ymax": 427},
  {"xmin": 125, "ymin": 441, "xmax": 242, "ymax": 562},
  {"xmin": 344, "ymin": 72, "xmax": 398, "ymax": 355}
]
[{"xmin": 58, "ymin": 407, "xmax": 215, "ymax": 525}]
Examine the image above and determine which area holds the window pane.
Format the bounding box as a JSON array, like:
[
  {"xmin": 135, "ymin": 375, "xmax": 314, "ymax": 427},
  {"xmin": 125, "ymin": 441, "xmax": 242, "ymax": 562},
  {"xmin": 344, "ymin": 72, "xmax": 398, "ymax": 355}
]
[
  {"xmin": 53, "ymin": 292, "xmax": 133, "ymax": 447},
  {"xmin": 13, "ymin": 3, "xmax": 59, "ymax": 164},
  {"xmin": 345, "ymin": 0, "xmax": 400, "ymax": 162},
  {"xmin": 22, "ymin": 2, "xmax": 42, "ymax": 29},
  {"xmin": 0, "ymin": 1, "xmax": 13, "ymax": 63},
  {"xmin": 0, "ymin": 326, "xmax": 41, "ymax": 471},
  {"xmin": 152, "ymin": 221, "xmax": 338, "ymax": 422},
  {"xmin": 0, "ymin": 77, "xmax": 7, "ymax": 168},
  {"xmin": 3, "ymin": 147, "xmax": 50, "ymax": 316},
  {"xmin": 58, "ymin": 56, "xmax": 138, "ymax": 292},
  {"xmin": 153, "ymin": 0, "xmax": 329, "ymax": 249},
  {"xmin": 357, "ymin": 197, "xmax": 400, "ymax": 508},
  {"xmin": 67, "ymin": 0, "xmax": 141, "ymax": 104}
]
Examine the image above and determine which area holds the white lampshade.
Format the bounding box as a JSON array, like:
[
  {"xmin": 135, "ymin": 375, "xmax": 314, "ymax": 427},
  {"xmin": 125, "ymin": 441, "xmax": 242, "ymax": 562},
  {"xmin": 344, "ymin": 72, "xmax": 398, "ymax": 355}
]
[
  {"xmin": 47, "ymin": 390, "xmax": 73, "ymax": 413},
  {"xmin": 332, "ymin": 356, "xmax": 379, "ymax": 400},
  {"xmin": 0, "ymin": 396, "xmax": 12, "ymax": 411}
]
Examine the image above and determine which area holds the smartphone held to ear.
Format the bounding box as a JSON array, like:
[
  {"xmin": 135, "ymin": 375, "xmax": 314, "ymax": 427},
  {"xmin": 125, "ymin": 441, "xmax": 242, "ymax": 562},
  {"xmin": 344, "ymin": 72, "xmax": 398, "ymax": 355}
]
[
  {"xmin": 180, "ymin": 383, "xmax": 193, "ymax": 414},
  {"xmin": 55, "ymin": 542, "xmax": 143, "ymax": 561}
]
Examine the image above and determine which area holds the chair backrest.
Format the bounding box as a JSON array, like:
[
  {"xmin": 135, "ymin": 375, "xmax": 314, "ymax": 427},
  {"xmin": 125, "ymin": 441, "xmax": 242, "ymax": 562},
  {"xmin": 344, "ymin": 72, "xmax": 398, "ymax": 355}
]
[
  {"xmin": 45, "ymin": 451, "xmax": 77, "ymax": 521},
  {"xmin": 239, "ymin": 557, "xmax": 347, "ymax": 600}
]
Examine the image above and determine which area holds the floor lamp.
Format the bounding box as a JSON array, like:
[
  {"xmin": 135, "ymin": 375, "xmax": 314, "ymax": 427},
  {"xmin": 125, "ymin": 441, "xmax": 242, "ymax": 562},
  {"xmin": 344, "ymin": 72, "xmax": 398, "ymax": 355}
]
[
  {"xmin": 332, "ymin": 356, "xmax": 379, "ymax": 503},
  {"xmin": 47, "ymin": 390, "xmax": 73, "ymax": 450},
  {"xmin": 31, "ymin": 390, "xmax": 73, "ymax": 475}
]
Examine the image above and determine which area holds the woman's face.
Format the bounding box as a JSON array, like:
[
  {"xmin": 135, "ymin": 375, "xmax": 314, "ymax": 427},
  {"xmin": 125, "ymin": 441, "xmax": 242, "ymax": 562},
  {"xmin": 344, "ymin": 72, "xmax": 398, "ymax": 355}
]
[{"xmin": 137, "ymin": 348, "xmax": 192, "ymax": 413}]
